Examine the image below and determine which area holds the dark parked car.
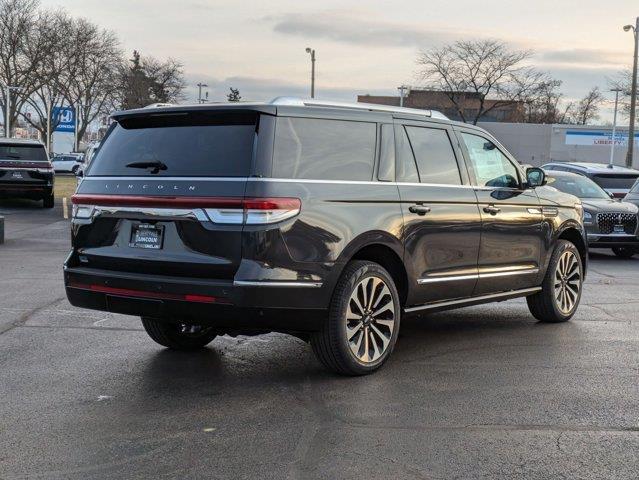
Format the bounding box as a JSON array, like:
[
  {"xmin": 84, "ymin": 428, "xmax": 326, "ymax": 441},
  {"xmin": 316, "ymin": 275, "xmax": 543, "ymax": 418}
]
[
  {"xmin": 546, "ymin": 171, "xmax": 639, "ymax": 258},
  {"xmin": 542, "ymin": 162, "xmax": 639, "ymax": 199},
  {"xmin": 64, "ymin": 98, "xmax": 587, "ymax": 375},
  {"xmin": 0, "ymin": 138, "xmax": 54, "ymax": 208}
]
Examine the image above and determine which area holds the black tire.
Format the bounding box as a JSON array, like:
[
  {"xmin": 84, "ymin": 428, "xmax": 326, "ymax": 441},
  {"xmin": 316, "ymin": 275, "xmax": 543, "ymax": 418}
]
[
  {"xmin": 72, "ymin": 165, "xmax": 79, "ymax": 175},
  {"xmin": 141, "ymin": 317, "xmax": 217, "ymax": 350},
  {"xmin": 42, "ymin": 192, "xmax": 54, "ymax": 209},
  {"xmin": 612, "ymin": 246, "xmax": 637, "ymax": 259},
  {"xmin": 527, "ymin": 240, "xmax": 583, "ymax": 323},
  {"xmin": 311, "ymin": 260, "xmax": 401, "ymax": 376}
]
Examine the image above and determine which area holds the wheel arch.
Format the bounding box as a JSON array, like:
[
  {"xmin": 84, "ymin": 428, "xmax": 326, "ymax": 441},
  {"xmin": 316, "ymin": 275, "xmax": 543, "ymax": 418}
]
[
  {"xmin": 557, "ymin": 224, "xmax": 588, "ymax": 276},
  {"xmin": 330, "ymin": 232, "xmax": 408, "ymax": 307}
]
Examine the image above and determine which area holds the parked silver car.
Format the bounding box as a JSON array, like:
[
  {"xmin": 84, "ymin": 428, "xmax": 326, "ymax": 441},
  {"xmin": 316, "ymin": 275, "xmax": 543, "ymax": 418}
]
[{"xmin": 546, "ymin": 171, "xmax": 639, "ymax": 258}]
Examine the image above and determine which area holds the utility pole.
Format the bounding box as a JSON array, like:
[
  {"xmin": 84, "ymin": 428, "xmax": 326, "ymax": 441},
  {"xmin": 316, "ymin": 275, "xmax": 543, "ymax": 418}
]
[
  {"xmin": 398, "ymin": 85, "xmax": 409, "ymax": 107},
  {"xmin": 46, "ymin": 98, "xmax": 51, "ymax": 154},
  {"xmin": 609, "ymin": 88, "xmax": 623, "ymax": 167},
  {"xmin": 197, "ymin": 83, "xmax": 208, "ymax": 104},
  {"xmin": 623, "ymin": 17, "xmax": 639, "ymax": 167},
  {"xmin": 74, "ymin": 103, "xmax": 84, "ymax": 152},
  {"xmin": 305, "ymin": 48, "xmax": 316, "ymax": 98},
  {"xmin": 4, "ymin": 85, "xmax": 20, "ymax": 138}
]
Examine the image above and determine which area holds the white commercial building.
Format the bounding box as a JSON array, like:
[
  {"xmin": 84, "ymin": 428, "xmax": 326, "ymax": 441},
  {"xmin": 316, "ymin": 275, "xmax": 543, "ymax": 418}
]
[{"xmin": 478, "ymin": 122, "xmax": 639, "ymax": 168}]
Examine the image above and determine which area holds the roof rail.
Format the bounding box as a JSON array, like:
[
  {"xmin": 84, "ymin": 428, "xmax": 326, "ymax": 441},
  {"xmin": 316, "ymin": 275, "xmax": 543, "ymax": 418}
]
[{"xmin": 269, "ymin": 96, "xmax": 449, "ymax": 120}]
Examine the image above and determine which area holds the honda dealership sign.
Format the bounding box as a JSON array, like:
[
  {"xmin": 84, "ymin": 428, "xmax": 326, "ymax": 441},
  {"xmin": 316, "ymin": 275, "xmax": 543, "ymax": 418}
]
[
  {"xmin": 52, "ymin": 106, "xmax": 75, "ymax": 133},
  {"xmin": 565, "ymin": 130, "xmax": 639, "ymax": 147}
]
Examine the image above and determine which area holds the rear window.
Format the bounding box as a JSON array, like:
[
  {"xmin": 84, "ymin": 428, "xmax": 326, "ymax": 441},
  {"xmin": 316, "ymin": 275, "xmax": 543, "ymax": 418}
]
[
  {"xmin": 592, "ymin": 174, "xmax": 639, "ymax": 190},
  {"xmin": 405, "ymin": 126, "xmax": 461, "ymax": 185},
  {"xmin": 0, "ymin": 144, "xmax": 47, "ymax": 162},
  {"xmin": 87, "ymin": 111, "xmax": 258, "ymax": 177},
  {"xmin": 273, "ymin": 117, "xmax": 376, "ymax": 181}
]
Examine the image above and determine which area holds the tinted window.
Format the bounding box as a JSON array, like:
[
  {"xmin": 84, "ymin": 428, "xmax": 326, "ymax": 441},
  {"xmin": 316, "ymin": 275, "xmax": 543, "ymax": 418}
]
[
  {"xmin": 87, "ymin": 111, "xmax": 257, "ymax": 177},
  {"xmin": 405, "ymin": 126, "xmax": 461, "ymax": 185},
  {"xmin": 378, "ymin": 124, "xmax": 394, "ymax": 181},
  {"xmin": 592, "ymin": 174, "xmax": 639, "ymax": 190},
  {"xmin": 395, "ymin": 125, "xmax": 419, "ymax": 183},
  {"xmin": 273, "ymin": 117, "xmax": 376, "ymax": 181},
  {"xmin": 0, "ymin": 144, "xmax": 47, "ymax": 162},
  {"xmin": 461, "ymin": 133, "xmax": 520, "ymax": 188}
]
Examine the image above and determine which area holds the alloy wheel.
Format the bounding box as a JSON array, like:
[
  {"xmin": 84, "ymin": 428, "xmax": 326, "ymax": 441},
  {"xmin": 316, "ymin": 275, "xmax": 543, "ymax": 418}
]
[
  {"xmin": 553, "ymin": 250, "xmax": 581, "ymax": 314},
  {"xmin": 345, "ymin": 276, "xmax": 396, "ymax": 363}
]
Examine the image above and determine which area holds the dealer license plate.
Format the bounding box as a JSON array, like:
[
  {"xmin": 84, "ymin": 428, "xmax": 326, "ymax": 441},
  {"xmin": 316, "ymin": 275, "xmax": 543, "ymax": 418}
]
[{"xmin": 130, "ymin": 223, "xmax": 164, "ymax": 249}]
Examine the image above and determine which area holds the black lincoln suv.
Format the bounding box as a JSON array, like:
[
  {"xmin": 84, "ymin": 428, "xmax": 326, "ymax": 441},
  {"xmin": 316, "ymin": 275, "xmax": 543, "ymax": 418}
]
[
  {"xmin": 64, "ymin": 98, "xmax": 587, "ymax": 375},
  {"xmin": 0, "ymin": 138, "xmax": 54, "ymax": 207}
]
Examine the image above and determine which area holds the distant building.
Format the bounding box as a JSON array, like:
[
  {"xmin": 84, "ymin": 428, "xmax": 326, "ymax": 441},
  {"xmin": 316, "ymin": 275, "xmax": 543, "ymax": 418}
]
[
  {"xmin": 357, "ymin": 89, "xmax": 525, "ymax": 123},
  {"xmin": 478, "ymin": 122, "xmax": 638, "ymax": 167}
]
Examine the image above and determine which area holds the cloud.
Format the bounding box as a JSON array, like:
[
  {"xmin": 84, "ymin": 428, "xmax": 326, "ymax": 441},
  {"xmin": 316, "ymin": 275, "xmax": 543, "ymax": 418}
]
[
  {"xmin": 183, "ymin": 74, "xmax": 395, "ymax": 104},
  {"xmin": 269, "ymin": 11, "xmax": 457, "ymax": 48},
  {"xmin": 538, "ymin": 48, "xmax": 629, "ymax": 67}
]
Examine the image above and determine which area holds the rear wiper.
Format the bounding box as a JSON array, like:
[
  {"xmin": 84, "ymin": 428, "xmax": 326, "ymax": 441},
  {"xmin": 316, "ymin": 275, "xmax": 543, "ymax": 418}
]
[{"xmin": 125, "ymin": 161, "xmax": 167, "ymax": 174}]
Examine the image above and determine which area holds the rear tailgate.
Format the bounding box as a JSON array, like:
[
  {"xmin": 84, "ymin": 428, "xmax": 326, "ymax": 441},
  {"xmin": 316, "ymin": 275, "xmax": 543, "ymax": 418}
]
[
  {"xmin": 71, "ymin": 110, "xmax": 259, "ymax": 280},
  {"xmin": 0, "ymin": 143, "xmax": 52, "ymax": 187}
]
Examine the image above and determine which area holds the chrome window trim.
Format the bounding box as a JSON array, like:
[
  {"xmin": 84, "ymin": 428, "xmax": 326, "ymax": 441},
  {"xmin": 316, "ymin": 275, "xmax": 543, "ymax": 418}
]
[
  {"xmin": 417, "ymin": 267, "xmax": 539, "ymax": 285},
  {"xmin": 233, "ymin": 280, "xmax": 323, "ymax": 288}
]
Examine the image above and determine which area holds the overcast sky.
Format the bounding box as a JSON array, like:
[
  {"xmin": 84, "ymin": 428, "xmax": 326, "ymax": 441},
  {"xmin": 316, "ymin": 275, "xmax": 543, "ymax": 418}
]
[{"xmin": 42, "ymin": 0, "xmax": 638, "ymax": 120}]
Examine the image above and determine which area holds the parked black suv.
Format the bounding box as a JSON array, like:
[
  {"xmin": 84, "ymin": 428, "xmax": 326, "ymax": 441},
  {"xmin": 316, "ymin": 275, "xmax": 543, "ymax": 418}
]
[
  {"xmin": 0, "ymin": 139, "xmax": 54, "ymax": 207},
  {"xmin": 64, "ymin": 98, "xmax": 587, "ymax": 375}
]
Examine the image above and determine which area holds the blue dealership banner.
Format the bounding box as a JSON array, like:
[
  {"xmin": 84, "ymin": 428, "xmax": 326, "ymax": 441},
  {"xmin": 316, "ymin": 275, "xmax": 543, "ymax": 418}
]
[
  {"xmin": 565, "ymin": 130, "xmax": 639, "ymax": 147},
  {"xmin": 52, "ymin": 107, "xmax": 75, "ymax": 133}
]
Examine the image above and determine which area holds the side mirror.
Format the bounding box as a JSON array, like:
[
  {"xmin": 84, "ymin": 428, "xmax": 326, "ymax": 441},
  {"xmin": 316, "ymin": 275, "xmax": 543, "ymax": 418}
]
[{"xmin": 526, "ymin": 167, "xmax": 546, "ymax": 188}]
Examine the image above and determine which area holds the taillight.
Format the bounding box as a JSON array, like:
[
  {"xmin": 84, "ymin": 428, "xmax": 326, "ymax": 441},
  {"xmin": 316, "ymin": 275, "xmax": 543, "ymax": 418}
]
[{"xmin": 71, "ymin": 195, "xmax": 301, "ymax": 224}]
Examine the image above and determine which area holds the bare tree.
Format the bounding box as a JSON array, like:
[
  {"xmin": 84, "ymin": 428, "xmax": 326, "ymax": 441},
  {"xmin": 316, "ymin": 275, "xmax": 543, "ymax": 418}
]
[
  {"xmin": 523, "ymin": 79, "xmax": 568, "ymax": 124},
  {"xmin": 18, "ymin": 9, "xmax": 76, "ymax": 146},
  {"xmin": 571, "ymin": 87, "xmax": 604, "ymax": 125},
  {"xmin": 609, "ymin": 69, "xmax": 637, "ymax": 121},
  {"xmin": 117, "ymin": 51, "xmax": 185, "ymax": 110},
  {"xmin": 0, "ymin": 0, "xmax": 53, "ymax": 136},
  {"xmin": 61, "ymin": 18, "xmax": 121, "ymax": 150},
  {"xmin": 417, "ymin": 39, "xmax": 552, "ymax": 124}
]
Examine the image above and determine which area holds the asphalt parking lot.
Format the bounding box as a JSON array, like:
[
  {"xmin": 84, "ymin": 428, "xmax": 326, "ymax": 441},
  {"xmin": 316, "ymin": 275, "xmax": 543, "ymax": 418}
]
[{"xmin": 0, "ymin": 197, "xmax": 638, "ymax": 480}]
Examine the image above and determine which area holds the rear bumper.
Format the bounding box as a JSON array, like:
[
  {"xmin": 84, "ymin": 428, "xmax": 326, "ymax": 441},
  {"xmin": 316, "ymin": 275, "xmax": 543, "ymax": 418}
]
[{"xmin": 63, "ymin": 264, "xmax": 328, "ymax": 332}]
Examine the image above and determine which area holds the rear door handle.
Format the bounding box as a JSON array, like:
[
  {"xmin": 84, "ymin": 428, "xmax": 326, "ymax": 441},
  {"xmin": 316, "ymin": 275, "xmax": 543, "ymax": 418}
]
[
  {"xmin": 483, "ymin": 205, "xmax": 501, "ymax": 215},
  {"xmin": 409, "ymin": 205, "xmax": 431, "ymax": 216}
]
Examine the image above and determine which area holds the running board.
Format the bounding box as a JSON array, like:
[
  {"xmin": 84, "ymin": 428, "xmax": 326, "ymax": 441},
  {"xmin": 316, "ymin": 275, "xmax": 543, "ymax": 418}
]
[{"xmin": 404, "ymin": 287, "xmax": 542, "ymax": 314}]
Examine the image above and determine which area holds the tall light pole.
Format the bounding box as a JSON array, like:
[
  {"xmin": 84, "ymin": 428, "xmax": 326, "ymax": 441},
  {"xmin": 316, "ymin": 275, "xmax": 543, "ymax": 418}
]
[
  {"xmin": 398, "ymin": 85, "xmax": 409, "ymax": 107},
  {"xmin": 305, "ymin": 48, "xmax": 315, "ymax": 98},
  {"xmin": 197, "ymin": 83, "xmax": 208, "ymax": 104},
  {"xmin": 609, "ymin": 88, "xmax": 623, "ymax": 167},
  {"xmin": 3, "ymin": 85, "xmax": 20, "ymax": 138},
  {"xmin": 74, "ymin": 102, "xmax": 84, "ymax": 152},
  {"xmin": 623, "ymin": 17, "xmax": 639, "ymax": 168}
]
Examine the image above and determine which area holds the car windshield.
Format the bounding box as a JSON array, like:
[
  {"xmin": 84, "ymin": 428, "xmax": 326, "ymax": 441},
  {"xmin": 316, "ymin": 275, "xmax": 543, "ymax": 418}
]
[
  {"xmin": 547, "ymin": 174, "xmax": 610, "ymax": 200},
  {"xmin": 0, "ymin": 144, "xmax": 48, "ymax": 162}
]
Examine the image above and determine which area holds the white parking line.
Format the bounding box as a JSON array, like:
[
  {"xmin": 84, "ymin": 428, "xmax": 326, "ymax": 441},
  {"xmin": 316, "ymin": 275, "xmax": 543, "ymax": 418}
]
[{"xmin": 63, "ymin": 197, "xmax": 68, "ymax": 219}]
